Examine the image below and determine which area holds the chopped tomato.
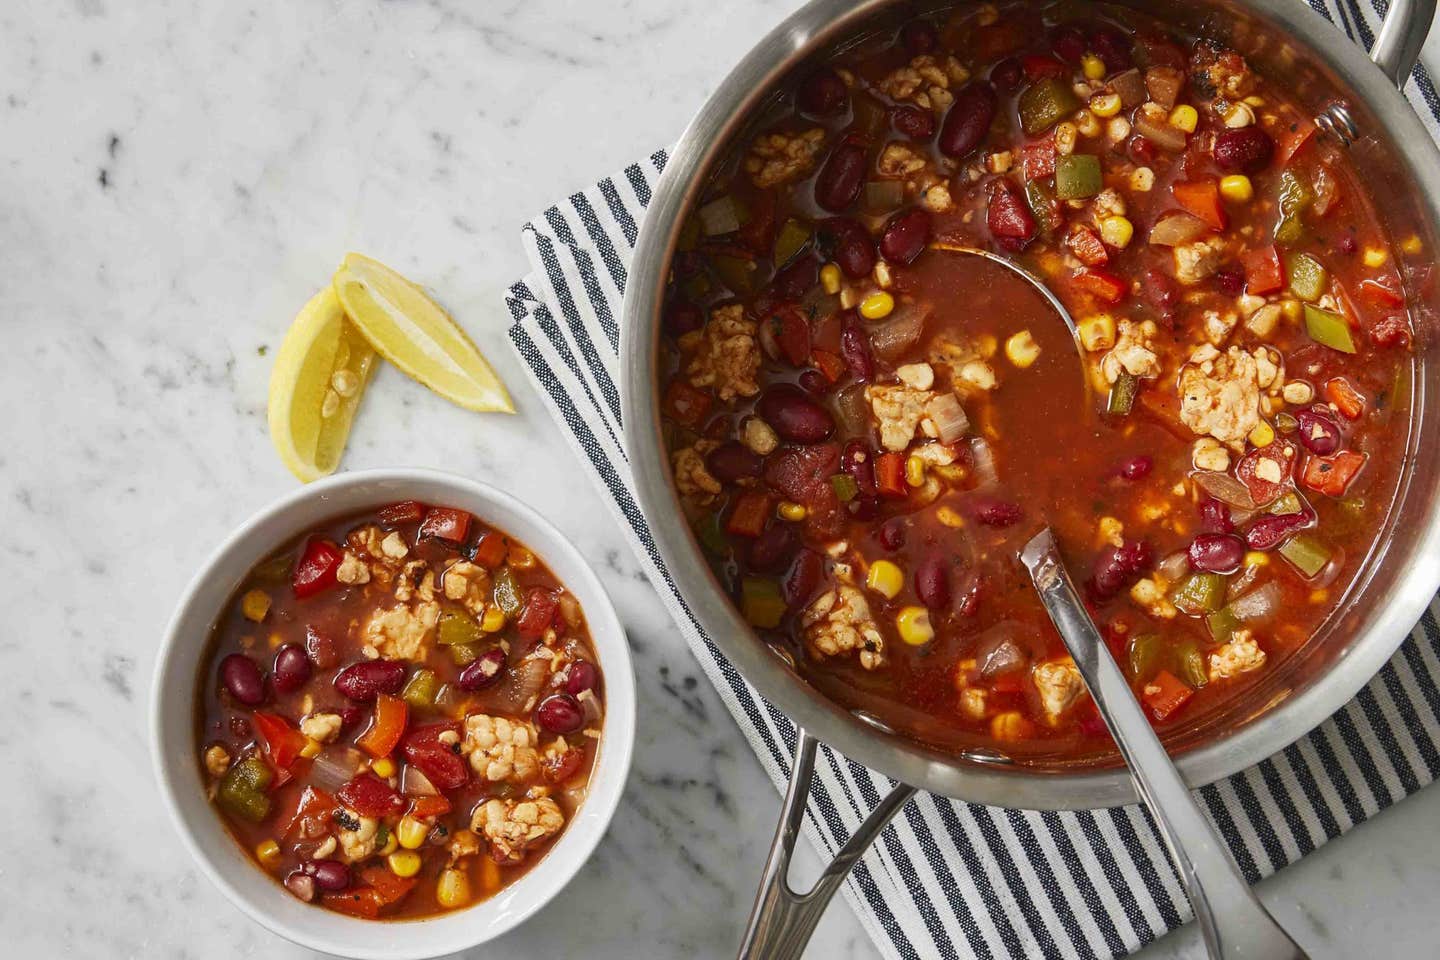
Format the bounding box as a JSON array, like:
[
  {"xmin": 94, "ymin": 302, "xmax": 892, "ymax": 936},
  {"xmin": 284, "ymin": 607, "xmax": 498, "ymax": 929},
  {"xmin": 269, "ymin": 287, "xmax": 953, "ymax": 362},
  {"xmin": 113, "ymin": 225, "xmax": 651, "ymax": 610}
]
[
  {"xmin": 664, "ymin": 378, "xmax": 712, "ymax": 428},
  {"xmin": 725, "ymin": 491, "xmax": 773, "ymax": 538},
  {"xmin": 470, "ymin": 530, "xmax": 509, "ymax": 568},
  {"xmin": 875, "ymin": 452, "xmax": 908, "ymax": 499},
  {"xmin": 407, "ymin": 794, "xmax": 453, "ymax": 819},
  {"xmin": 1143, "ymin": 670, "xmax": 1193, "ymax": 721},
  {"xmin": 1241, "ymin": 245, "xmax": 1285, "ymax": 295},
  {"xmin": 418, "ymin": 507, "xmax": 470, "ymax": 544},
  {"xmin": 402, "ymin": 723, "xmax": 469, "ymax": 791},
  {"xmin": 356, "ymin": 694, "xmax": 408, "ymax": 758},
  {"xmin": 1325, "ymin": 377, "xmax": 1365, "ymax": 420},
  {"xmin": 1020, "ymin": 140, "xmax": 1056, "ymax": 179},
  {"xmin": 736, "ymin": 190, "xmax": 776, "ymax": 256},
  {"xmin": 516, "ymin": 588, "xmax": 559, "ymax": 639},
  {"xmin": 336, "ymin": 772, "xmax": 406, "ymax": 818},
  {"xmin": 292, "ymin": 538, "xmax": 343, "ymax": 599},
  {"xmin": 772, "ymin": 305, "xmax": 811, "ymax": 367},
  {"xmin": 1235, "ymin": 439, "xmax": 1298, "ymax": 506},
  {"xmin": 1072, "ymin": 268, "xmax": 1128, "ymax": 304},
  {"xmin": 1172, "ymin": 179, "xmax": 1226, "ymax": 231},
  {"xmin": 1357, "ymin": 276, "xmax": 1404, "ymax": 308},
  {"xmin": 323, "ymin": 888, "xmax": 386, "ymax": 919},
  {"xmin": 1367, "ymin": 313, "xmax": 1412, "ymax": 349},
  {"xmin": 1276, "ymin": 120, "xmax": 1317, "ymax": 165},
  {"xmin": 1066, "ymin": 224, "xmax": 1109, "ymax": 266},
  {"xmin": 812, "ymin": 349, "xmax": 846, "ymax": 383},
  {"xmin": 323, "ymin": 864, "xmax": 418, "ymax": 917},
  {"xmin": 253, "ymin": 711, "xmax": 307, "ymax": 773},
  {"xmin": 376, "ymin": 500, "xmax": 426, "ymax": 525},
  {"xmin": 1302, "ymin": 450, "xmax": 1367, "ymax": 497},
  {"xmin": 283, "ymin": 785, "xmax": 336, "ymax": 840},
  {"xmin": 541, "ymin": 746, "xmax": 585, "ymax": 783}
]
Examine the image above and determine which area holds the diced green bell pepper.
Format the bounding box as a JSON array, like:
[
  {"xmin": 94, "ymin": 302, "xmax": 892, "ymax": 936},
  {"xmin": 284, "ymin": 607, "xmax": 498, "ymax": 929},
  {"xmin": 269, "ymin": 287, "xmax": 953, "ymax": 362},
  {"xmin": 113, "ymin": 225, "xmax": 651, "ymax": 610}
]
[
  {"xmin": 693, "ymin": 512, "xmax": 730, "ymax": 557},
  {"xmin": 1285, "ymin": 252, "xmax": 1328, "ymax": 302},
  {"xmin": 217, "ymin": 755, "xmax": 273, "ymax": 823},
  {"xmin": 741, "ymin": 577, "xmax": 786, "ymax": 629},
  {"xmin": 251, "ymin": 553, "xmax": 294, "ymax": 584},
  {"xmin": 401, "ymin": 669, "xmax": 439, "ymax": 709},
  {"xmin": 1279, "ymin": 533, "xmax": 1332, "ymax": 578},
  {"xmin": 1173, "ymin": 638, "xmax": 1210, "ymax": 689},
  {"xmin": 1274, "ymin": 411, "xmax": 1299, "ymax": 434},
  {"xmin": 1024, "ymin": 180, "xmax": 1064, "ymax": 234},
  {"xmin": 1208, "ymin": 607, "xmax": 1240, "ymax": 644},
  {"xmin": 773, "ymin": 218, "xmax": 812, "ymax": 267},
  {"xmin": 681, "ymin": 271, "xmax": 712, "ymax": 303},
  {"xmin": 864, "ymin": 180, "xmax": 905, "ymax": 211},
  {"xmin": 1019, "ymin": 77, "xmax": 1079, "ymax": 134},
  {"xmin": 712, "ymin": 254, "xmax": 757, "ymax": 294},
  {"xmin": 1304, "ymin": 304, "xmax": 1356, "ymax": 354},
  {"xmin": 1270, "ymin": 490, "xmax": 1304, "ymax": 516},
  {"xmin": 493, "ymin": 568, "xmax": 524, "ymax": 616},
  {"xmin": 448, "ymin": 640, "xmax": 485, "ymax": 667},
  {"xmin": 1107, "ymin": 371, "xmax": 1138, "ymax": 416},
  {"xmin": 438, "ymin": 610, "xmax": 482, "ymax": 647},
  {"xmin": 1171, "ymin": 572, "xmax": 1227, "ymax": 615},
  {"xmin": 829, "ymin": 473, "xmax": 859, "ymax": 502},
  {"xmin": 1054, "ymin": 154, "xmax": 1102, "ymax": 200},
  {"xmin": 1274, "ymin": 169, "xmax": 1313, "ymax": 245},
  {"xmin": 1126, "ymin": 633, "xmax": 1164, "ymax": 684}
]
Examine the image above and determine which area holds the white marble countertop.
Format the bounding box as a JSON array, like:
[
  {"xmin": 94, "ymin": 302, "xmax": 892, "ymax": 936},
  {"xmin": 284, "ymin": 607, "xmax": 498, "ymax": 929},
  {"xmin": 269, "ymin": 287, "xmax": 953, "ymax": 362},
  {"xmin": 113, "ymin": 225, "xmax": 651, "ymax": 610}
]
[{"xmin": 5, "ymin": 1, "xmax": 1440, "ymax": 957}]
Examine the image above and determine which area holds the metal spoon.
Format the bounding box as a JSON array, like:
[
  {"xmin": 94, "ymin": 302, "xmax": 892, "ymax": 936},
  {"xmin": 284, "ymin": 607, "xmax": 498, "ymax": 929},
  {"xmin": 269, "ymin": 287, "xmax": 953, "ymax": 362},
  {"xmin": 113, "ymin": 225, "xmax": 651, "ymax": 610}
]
[{"xmin": 1021, "ymin": 528, "xmax": 1310, "ymax": 960}]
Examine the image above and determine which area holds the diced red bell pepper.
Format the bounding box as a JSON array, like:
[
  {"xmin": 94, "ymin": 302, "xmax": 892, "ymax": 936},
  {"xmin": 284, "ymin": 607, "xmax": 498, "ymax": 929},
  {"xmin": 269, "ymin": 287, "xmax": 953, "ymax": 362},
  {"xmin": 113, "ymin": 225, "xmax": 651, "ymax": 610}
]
[
  {"xmin": 376, "ymin": 500, "xmax": 426, "ymax": 525},
  {"xmin": 361, "ymin": 863, "xmax": 419, "ymax": 905},
  {"xmin": 875, "ymin": 452, "xmax": 908, "ymax": 499},
  {"xmin": 1143, "ymin": 670, "xmax": 1193, "ymax": 721},
  {"xmin": 323, "ymin": 864, "xmax": 419, "ymax": 917},
  {"xmin": 1073, "ymin": 268, "xmax": 1128, "ymax": 304},
  {"xmin": 812, "ymin": 349, "xmax": 846, "ymax": 383},
  {"xmin": 771, "ymin": 305, "xmax": 812, "ymax": 367},
  {"xmin": 1020, "ymin": 140, "xmax": 1056, "ymax": 179},
  {"xmin": 1235, "ymin": 439, "xmax": 1298, "ymax": 506},
  {"xmin": 1357, "ymin": 276, "xmax": 1405, "ymax": 308},
  {"xmin": 470, "ymin": 530, "xmax": 509, "ymax": 568},
  {"xmin": 1301, "ymin": 450, "xmax": 1367, "ymax": 497},
  {"xmin": 1276, "ymin": 120, "xmax": 1317, "ymax": 165},
  {"xmin": 1367, "ymin": 313, "xmax": 1412, "ymax": 349},
  {"xmin": 1241, "ymin": 245, "xmax": 1285, "ymax": 295},
  {"xmin": 407, "ymin": 794, "xmax": 453, "ymax": 819},
  {"xmin": 402, "ymin": 723, "xmax": 469, "ymax": 791},
  {"xmin": 1021, "ymin": 54, "xmax": 1068, "ymax": 79},
  {"xmin": 292, "ymin": 537, "xmax": 344, "ymax": 599},
  {"xmin": 253, "ymin": 711, "xmax": 307, "ymax": 775},
  {"xmin": 418, "ymin": 506, "xmax": 471, "ymax": 544},
  {"xmin": 336, "ymin": 772, "xmax": 406, "ymax": 818},
  {"xmin": 1172, "ymin": 179, "xmax": 1226, "ymax": 231},
  {"xmin": 664, "ymin": 378, "xmax": 712, "ymax": 428},
  {"xmin": 725, "ymin": 491, "xmax": 773, "ymax": 538},
  {"xmin": 356, "ymin": 694, "xmax": 408, "ymax": 759},
  {"xmin": 1324, "ymin": 377, "xmax": 1365, "ymax": 420},
  {"xmin": 283, "ymin": 785, "xmax": 337, "ymax": 840},
  {"xmin": 1066, "ymin": 224, "xmax": 1109, "ymax": 266},
  {"xmin": 323, "ymin": 888, "xmax": 386, "ymax": 919},
  {"xmin": 516, "ymin": 588, "xmax": 560, "ymax": 639}
]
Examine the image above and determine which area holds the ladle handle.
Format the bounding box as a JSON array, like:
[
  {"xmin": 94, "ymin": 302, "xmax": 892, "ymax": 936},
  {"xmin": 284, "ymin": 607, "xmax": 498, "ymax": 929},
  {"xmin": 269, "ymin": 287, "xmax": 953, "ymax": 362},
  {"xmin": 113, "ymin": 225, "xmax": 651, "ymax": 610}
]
[
  {"xmin": 1372, "ymin": 0, "xmax": 1435, "ymax": 87},
  {"xmin": 735, "ymin": 728, "xmax": 917, "ymax": 960},
  {"xmin": 1021, "ymin": 529, "xmax": 1309, "ymax": 960}
]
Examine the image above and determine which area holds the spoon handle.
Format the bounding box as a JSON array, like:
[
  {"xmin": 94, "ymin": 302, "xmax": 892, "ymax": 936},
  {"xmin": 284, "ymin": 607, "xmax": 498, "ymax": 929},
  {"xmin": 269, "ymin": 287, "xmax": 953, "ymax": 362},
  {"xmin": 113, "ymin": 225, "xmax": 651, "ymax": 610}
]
[{"xmin": 1021, "ymin": 529, "xmax": 1309, "ymax": 960}]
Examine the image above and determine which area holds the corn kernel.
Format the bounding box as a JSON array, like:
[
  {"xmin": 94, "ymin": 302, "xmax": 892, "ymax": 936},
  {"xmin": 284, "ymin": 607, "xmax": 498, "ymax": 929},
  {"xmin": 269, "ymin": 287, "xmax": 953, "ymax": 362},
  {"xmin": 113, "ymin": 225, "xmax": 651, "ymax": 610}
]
[
  {"xmin": 372, "ymin": 757, "xmax": 396, "ymax": 778},
  {"xmin": 895, "ymin": 606, "xmax": 935, "ymax": 646},
  {"xmin": 1054, "ymin": 121, "xmax": 1078, "ymax": 156},
  {"xmin": 377, "ymin": 827, "xmax": 399, "ymax": 857},
  {"xmin": 481, "ymin": 605, "xmax": 506, "ymax": 632},
  {"xmin": 1248, "ymin": 421, "xmax": 1275, "ymax": 448},
  {"xmin": 904, "ymin": 454, "xmax": 926, "ymax": 488},
  {"xmin": 1004, "ymin": 330, "xmax": 1041, "ymax": 369},
  {"xmin": 1280, "ymin": 298, "xmax": 1303, "ymax": 323},
  {"xmin": 1078, "ymin": 313, "xmax": 1116, "ymax": 352},
  {"xmin": 820, "ymin": 263, "xmax": 842, "ymax": 294},
  {"xmin": 778, "ymin": 501, "xmax": 808, "ymax": 522},
  {"xmin": 866, "ymin": 560, "xmax": 905, "ymax": 599},
  {"xmin": 299, "ymin": 738, "xmax": 322, "ymax": 760},
  {"xmin": 859, "ymin": 291, "xmax": 894, "ymax": 320},
  {"xmin": 1080, "ymin": 53, "xmax": 1107, "ymax": 80},
  {"xmin": 1218, "ymin": 174, "xmax": 1253, "ymax": 204},
  {"xmin": 1090, "ymin": 92, "xmax": 1122, "ymax": 118},
  {"xmin": 1099, "ymin": 216, "xmax": 1133, "ymax": 249},
  {"xmin": 1169, "ymin": 104, "xmax": 1198, "ymax": 133},
  {"xmin": 1129, "ymin": 166, "xmax": 1155, "ymax": 192},
  {"xmin": 387, "ymin": 851, "xmax": 422, "ymax": 879},
  {"xmin": 241, "ymin": 589, "xmax": 271, "ymax": 622},
  {"xmin": 976, "ymin": 333, "xmax": 998, "ymax": 358},
  {"xmin": 1245, "ymin": 551, "xmax": 1269, "ymax": 568},
  {"xmin": 990, "ymin": 711, "xmax": 1036, "ymax": 742},
  {"xmin": 1310, "ymin": 588, "xmax": 1330, "ymax": 604},
  {"xmin": 1362, "ymin": 248, "xmax": 1388, "ymax": 268},
  {"xmin": 397, "ymin": 815, "xmax": 429, "ymax": 850},
  {"xmin": 436, "ymin": 866, "xmax": 472, "ymax": 910},
  {"xmin": 1075, "ymin": 109, "xmax": 1101, "ymax": 138},
  {"xmin": 507, "ymin": 544, "xmax": 536, "ymax": 569},
  {"xmin": 1106, "ymin": 116, "xmax": 1131, "ymax": 143},
  {"xmin": 1401, "ymin": 234, "xmax": 1423, "ymax": 254},
  {"xmin": 936, "ymin": 506, "xmax": 965, "ymax": 528},
  {"xmin": 255, "ymin": 840, "xmax": 282, "ymax": 867}
]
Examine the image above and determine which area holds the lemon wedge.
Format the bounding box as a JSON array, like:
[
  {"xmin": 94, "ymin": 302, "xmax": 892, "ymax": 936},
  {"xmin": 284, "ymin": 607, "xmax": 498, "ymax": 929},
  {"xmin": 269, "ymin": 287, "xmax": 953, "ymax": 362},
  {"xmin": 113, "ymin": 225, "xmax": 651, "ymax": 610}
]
[
  {"xmin": 268, "ymin": 287, "xmax": 378, "ymax": 482},
  {"xmin": 332, "ymin": 253, "xmax": 514, "ymax": 413}
]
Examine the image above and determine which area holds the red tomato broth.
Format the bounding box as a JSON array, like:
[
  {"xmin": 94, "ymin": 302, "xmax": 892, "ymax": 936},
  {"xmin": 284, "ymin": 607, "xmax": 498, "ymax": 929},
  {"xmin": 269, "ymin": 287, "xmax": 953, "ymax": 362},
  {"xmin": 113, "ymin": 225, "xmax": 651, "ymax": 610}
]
[
  {"xmin": 195, "ymin": 505, "xmax": 605, "ymax": 918},
  {"xmin": 659, "ymin": 1, "xmax": 1413, "ymax": 762}
]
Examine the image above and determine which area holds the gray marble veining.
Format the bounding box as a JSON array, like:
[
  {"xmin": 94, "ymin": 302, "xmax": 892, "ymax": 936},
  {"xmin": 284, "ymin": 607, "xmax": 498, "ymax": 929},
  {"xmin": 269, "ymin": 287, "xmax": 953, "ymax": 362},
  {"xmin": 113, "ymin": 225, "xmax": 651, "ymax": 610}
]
[{"xmin": 3, "ymin": 1, "xmax": 1440, "ymax": 957}]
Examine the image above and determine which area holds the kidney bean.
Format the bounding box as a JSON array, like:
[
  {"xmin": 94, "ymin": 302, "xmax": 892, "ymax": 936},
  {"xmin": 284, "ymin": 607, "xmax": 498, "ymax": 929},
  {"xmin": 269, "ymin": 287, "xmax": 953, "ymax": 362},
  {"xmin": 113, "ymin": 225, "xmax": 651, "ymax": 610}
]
[
  {"xmin": 840, "ymin": 316, "xmax": 875, "ymax": 381},
  {"xmin": 1188, "ymin": 534, "xmax": 1246, "ymax": 574},
  {"xmin": 914, "ymin": 554, "xmax": 951, "ymax": 609},
  {"xmin": 1295, "ymin": 409, "xmax": 1342, "ymax": 455},
  {"xmin": 303, "ymin": 625, "xmax": 339, "ymax": 669},
  {"xmin": 758, "ymin": 384, "xmax": 835, "ymax": 443},
  {"xmin": 1091, "ymin": 540, "xmax": 1152, "ymax": 599},
  {"xmin": 1198, "ymin": 497, "xmax": 1235, "ymax": 535},
  {"xmin": 814, "ymin": 142, "xmax": 867, "ymax": 212},
  {"xmin": 272, "ymin": 644, "xmax": 312, "ymax": 695},
  {"xmin": 565, "ymin": 660, "xmax": 598, "ymax": 696},
  {"xmin": 938, "ymin": 83, "xmax": 996, "ymax": 158},
  {"xmin": 968, "ymin": 496, "xmax": 1022, "ymax": 527},
  {"xmin": 1214, "ymin": 267, "xmax": 1245, "ymax": 297},
  {"xmin": 748, "ymin": 521, "xmax": 798, "ymax": 572},
  {"xmin": 285, "ymin": 872, "xmax": 316, "ymax": 903},
  {"xmin": 664, "ymin": 300, "xmax": 704, "ymax": 337},
  {"xmin": 302, "ymin": 859, "xmax": 351, "ymax": 892},
  {"xmin": 219, "ymin": 654, "xmax": 265, "ymax": 706},
  {"xmin": 537, "ymin": 694, "xmax": 585, "ymax": 734},
  {"xmin": 1088, "ymin": 25, "xmax": 1134, "ymax": 70},
  {"xmin": 842, "ymin": 440, "xmax": 878, "ymax": 497},
  {"xmin": 333, "ymin": 659, "xmax": 406, "ymax": 702},
  {"xmin": 1118, "ymin": 455, "xmax": 1153, "ymax": 481},
  {"xmin": 878, "ymin": 518, "xmax": 906, "ymax": 552},
  {"xmin": 1213, "ymin": 127, "xmax": 1275, "ymax": 173},
  {"xmin": 1127, "ymin": 135, "xmax": 1157, "ymax": 165},
  {"xmin": 338, "ymin": 705, "xmax": 363, "ymax": 730},
  {"xmin": 797, "ymin": 68, "xmax": 849, "ymax": 117},
  {"xmin": 990, "ymin": 56, "xmax": 1023, "ymax": 91},
  {"xmin": 879, "ymin": 208, "xmax": 931, "ymax": 265},
  {"xmin": 986, "ymin": 181, "xmax": 1036, "ymax": 248},
  {"xmin": 1245, "ymin": 511, "xmax": 1312, "ymax": 551},
  {"xmin": 821, "ymin": 218, "xmax": 875, "ymax": 279},
  {"xmin": 783, "ymin": 550, "xmax": 824, "ymax": 608},
  {"xmin": 1050, "ymin": 26, "xmax": 1086, "ymax": 63},
  {"xmin": 900, "ymin": 19, "xmax": 938, "ymax": 56},
  {"xmin": 457, "ymin": 648, "xmax": 508, "ymax": 691},
  {"xmin": 771, "ymin": 255, "xmax": 818, "ymax": 301},
  {"xmin": 706, "ymin": 440, "xmax": 763, "ymax": 483},
  {"xmin": 1142, "ymin": 267, "xmax": 1177, "ymax": 321},
  {"xmin": 798, "ymin": 370, "xmax": 828, "ymax": 394},
  {"xmin": 890, "ymin": 105, "xmax": 935, "ymax": 140}
]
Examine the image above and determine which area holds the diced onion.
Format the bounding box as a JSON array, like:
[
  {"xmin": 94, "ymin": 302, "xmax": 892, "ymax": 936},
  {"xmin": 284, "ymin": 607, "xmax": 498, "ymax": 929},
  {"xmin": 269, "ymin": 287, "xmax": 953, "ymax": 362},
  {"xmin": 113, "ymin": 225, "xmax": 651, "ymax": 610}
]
[
  {"xmin": 869, "ymin": 303, "xmax": 930, "ymax": 358},
  {"xmin": 402, "ymin": 766, "xmax": 439, "ymax": 797},
  {"xmin": 698, "ymin": 195, "xmax": 744, "ymax": 236},
  {"xmin": 1229, "ymin": 581, "xmax": 1281, "ymax": 622},
  {"xmin": 1157, "ymin": 550, "xmax": 1190, "ymax": 582},
  {"xmin": 970, "ymin": 437, "xmax": 1001, "ymax": 488},
  {"xmin": 310, "ymin": 749, "xmax": 361, "ymax": 793},
  {"xmin": 928, "ymin": 393, "xmax": 970, "ymax": 443},
  {"xmin": 1192, "ymin": 471, "xmax": 1257, "ymax": 510},
  {"xmin": 1132, "ymin": 112, "xmax": 1188, "ymax": 151},
  {"xmin": 1148, "ymin": 212, "xmax": 1210, "ymax": 247}
]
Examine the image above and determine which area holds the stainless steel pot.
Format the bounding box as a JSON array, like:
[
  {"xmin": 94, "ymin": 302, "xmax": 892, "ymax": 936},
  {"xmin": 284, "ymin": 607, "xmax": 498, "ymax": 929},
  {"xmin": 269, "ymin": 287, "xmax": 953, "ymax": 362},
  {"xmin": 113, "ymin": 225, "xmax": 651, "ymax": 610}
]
[{"xmin": 620, "ymin": 0, "xmax": 1440, "ymax": 954}]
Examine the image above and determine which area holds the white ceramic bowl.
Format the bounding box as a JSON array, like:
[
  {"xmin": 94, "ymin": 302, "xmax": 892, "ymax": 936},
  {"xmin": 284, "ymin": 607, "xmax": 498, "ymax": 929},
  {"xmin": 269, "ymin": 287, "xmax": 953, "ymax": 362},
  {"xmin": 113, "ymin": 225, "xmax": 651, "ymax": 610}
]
[{"xmin": 151, "ymin": 469, "xmax": 635, "ymax": 959}]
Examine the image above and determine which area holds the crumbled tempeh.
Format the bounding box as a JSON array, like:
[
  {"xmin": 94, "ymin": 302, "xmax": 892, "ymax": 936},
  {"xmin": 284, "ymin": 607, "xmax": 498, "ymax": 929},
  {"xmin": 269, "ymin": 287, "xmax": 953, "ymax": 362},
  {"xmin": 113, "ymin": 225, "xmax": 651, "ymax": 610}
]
[
  {"xmin": 463, "ymin": 713, "xmax": 541, "ymax": 783},
  {"xmin": 680, "ymin": 305, "xmax": 761, "ymax": 402},
  {"xmin": 1179, "ymin": 346, "xmax": 1261, "ymax": 446},
  {"xmin": 672, "ymin": 439, "xmax": 723, "ymax": 505},
  {"xmin": 472, "ymin": 797, "xmax": 565, "ymax": 863},
  {"xmin": 745, "ymin": 128, "xmax": 825, "ymax": 188},
  {"xmin": 803, "ymin": 584, "xmax": 885, "ymax": 669}
]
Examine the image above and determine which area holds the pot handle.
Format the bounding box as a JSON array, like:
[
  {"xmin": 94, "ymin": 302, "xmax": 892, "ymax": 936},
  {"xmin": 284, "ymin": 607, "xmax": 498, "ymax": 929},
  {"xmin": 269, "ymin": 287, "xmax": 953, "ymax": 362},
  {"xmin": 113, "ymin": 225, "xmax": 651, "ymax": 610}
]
[
  {"xmin": 735, "ymin": 728, "xmax": 917, "ymax": 960},
  {"xmin": 1372, "ymin": 0, "xmax": 1435, "ymax": 87}
]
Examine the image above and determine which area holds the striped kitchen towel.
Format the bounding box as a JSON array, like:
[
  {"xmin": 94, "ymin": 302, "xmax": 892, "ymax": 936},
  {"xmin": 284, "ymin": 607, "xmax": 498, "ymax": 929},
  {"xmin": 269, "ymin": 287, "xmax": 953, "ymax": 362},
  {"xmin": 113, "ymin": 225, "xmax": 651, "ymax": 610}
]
[{"xmin": 503, "ymin": 7, "xmax": 1440, "ymax": 958}]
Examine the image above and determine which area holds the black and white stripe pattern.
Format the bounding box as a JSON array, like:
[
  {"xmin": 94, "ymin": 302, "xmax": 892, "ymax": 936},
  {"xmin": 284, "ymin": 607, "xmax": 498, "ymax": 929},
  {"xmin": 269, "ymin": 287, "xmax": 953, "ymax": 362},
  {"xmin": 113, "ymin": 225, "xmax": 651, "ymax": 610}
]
[{"xmin": 505, "ymin": 8, "xmax": 1440, "ymax": 956}]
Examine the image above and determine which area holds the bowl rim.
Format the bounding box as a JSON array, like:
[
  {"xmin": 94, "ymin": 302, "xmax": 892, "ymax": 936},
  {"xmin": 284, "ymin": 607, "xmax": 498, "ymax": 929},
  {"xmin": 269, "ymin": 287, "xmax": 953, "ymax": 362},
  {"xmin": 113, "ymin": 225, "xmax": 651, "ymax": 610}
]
[{"xmin": 149, "ymin": 467, "xmax": 636, "ymax": 958}]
